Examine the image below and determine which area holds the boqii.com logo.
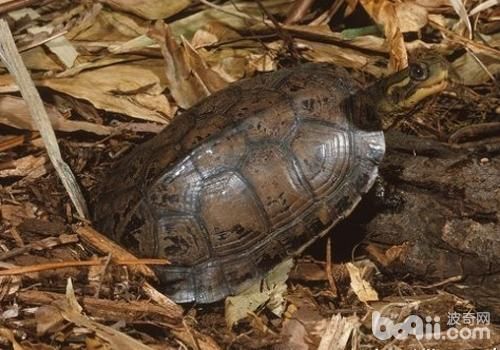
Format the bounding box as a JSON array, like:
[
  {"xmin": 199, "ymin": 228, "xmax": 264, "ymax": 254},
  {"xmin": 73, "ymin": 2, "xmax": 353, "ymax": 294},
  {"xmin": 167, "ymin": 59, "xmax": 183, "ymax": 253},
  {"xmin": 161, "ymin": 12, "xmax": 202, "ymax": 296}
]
[{"xmin": 372, "ymin": 310, "xmax": 491, "ymax": 341}]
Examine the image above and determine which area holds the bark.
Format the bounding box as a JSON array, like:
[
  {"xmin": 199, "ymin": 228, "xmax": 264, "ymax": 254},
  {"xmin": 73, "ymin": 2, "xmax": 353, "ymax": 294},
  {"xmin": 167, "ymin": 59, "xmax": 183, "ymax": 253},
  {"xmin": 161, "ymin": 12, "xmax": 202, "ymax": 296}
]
[{"xmin": 337, "ymin": 131, "xmax": 500, "ymax": 318}]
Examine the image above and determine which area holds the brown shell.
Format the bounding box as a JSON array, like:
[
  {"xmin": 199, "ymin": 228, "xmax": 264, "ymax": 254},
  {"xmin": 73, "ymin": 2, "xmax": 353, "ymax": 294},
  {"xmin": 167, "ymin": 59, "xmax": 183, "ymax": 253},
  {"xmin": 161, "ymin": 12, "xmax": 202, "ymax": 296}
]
[{"xmin": 94, "ymin": 63, "xmax": 385, "ymax": 303}]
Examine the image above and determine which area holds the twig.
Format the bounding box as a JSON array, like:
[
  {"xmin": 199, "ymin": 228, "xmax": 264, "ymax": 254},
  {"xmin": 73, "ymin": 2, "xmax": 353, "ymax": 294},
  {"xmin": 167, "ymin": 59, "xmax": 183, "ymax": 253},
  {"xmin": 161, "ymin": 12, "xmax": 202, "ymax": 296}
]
[
  {"xmin": 0, "ymin": 0, "xmax": 54, "ymax": 15},
  {"xmin": 76, "ymin": 225, "xmax": 158, "ymax": 280},
  {"xmin": 325, "ymin": 236, "xmax": 339, "ymax": 297},
  {"xmin": 94, "ymin": 253, "xmax": 112, "ymax": 298},
  {"xmin": 0, "ymin": 257, "xmax": 170, "ymax": 276},
  {"xmin": 76, "ymin": 226, "xmax": 184, "ymax": 316},
  {"xmin": 255, "ymin": 0, "xmax": 302, "ymax": 60},
  {"xmin": 0, "ymin": 234, "xmax": 79, "ymax": 261},
  {"xmin": 449, "ymin": 122, "xmax": 500, "ymax": 143},
  {"xmin": 198, "ymin": 0, "xmax": 269, "ymax": 24},
  {"xmin": 285, "ymin": 0, "xmax": 315, "ymax": 24},
  {"xmin": 429, "ymin": 19, "xmax": 500, "ymax": 59},
  {"xmin": 17, "ymin": 289, "xmax": 182, "ymax": 325},
  {"xmin": 19, "ymin": 29, "xmax": 68, "ymax": 52},
  {"xmin": 413, "ymin": 275, "xmax": 463, "ymax": 289},
  {"xmin": 0, "ymin": 19, "xmax": 89, "ymax": 218},
  {"xmin": 310, "ymin": 0, "xmax": 345, "ymax": 25}
]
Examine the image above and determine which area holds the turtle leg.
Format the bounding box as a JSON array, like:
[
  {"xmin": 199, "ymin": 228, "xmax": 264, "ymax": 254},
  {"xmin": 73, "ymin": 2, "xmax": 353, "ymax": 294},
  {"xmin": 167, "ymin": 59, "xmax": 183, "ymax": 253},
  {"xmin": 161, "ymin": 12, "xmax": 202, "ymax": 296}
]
[{"xmin": 371, "ymin": 176, "xmax": 405, "ymax": 212}]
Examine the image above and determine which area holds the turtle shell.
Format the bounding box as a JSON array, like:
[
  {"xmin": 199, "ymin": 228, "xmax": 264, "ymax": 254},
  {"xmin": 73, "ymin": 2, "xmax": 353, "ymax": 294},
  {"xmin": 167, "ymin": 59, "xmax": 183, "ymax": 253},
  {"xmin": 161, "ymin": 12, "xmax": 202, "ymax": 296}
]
[{"xmin": 94, "ymin": 63, "xmax": 385, "ymax": 303}]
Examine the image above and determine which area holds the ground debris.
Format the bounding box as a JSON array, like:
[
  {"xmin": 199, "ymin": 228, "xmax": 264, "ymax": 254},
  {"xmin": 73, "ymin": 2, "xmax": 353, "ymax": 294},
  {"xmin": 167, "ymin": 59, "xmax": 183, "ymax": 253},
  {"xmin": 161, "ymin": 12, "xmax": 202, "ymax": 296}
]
[{"xmin": 0, "ymin": 0, "xmax": 498, "ymax": 348}]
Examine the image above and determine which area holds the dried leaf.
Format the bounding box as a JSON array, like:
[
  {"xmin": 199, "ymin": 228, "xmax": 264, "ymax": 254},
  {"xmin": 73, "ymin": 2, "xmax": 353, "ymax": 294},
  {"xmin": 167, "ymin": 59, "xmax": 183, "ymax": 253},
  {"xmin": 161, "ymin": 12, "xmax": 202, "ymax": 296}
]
[
  {"xmin": 151, "ymin": 22, "xmax": 227, "ymax": 109},
  {"xmin": 452, "ymin": 51, "xmax": 500, "ymax": 85},
  {"xmin": 297, "ymin": 39, "xmax": 388, "ymax": 77},
  {"xmin": 39, "ymin": 60, "xmax": 172, "ymax": 123},
  {"xmin": 280, "ymin": 293, "xmax": 328, "ymax": 349},
  {"xmin": 7, "ymin": 8, "xmax": 40, "ymax": 21},
  {"xmin": 191, "ymin": 22, "xmax": 242, "ymax": 48},
  {"xmin": 55, "ymin": 279, "xmax": 157, "ymax": 350},
  {"xmin": 0, "ymin": 74, "xmax": 18, "ymax": 93},
  {"xmin": 448, "ymin": 0, "xmax": 472, "ymax": 36},
  {"xmin": 182, "ymin": 37, "xmax": 228, "ymax": 92},
  {"xmin": 360, "ymin": 0, "xmax": 408, "ymax": 70},
  {"xmin": 395, "ymin": 2, "xmax": 428, "ymax": 33},
  {"xmin": 171, "ymin": 0, "xmax": 294, "ymax": 38},
  {"xmin": 317, "ymin": 314, "xmax": 360, "ymax": 350},
  {"xmin": 469, "ymin": 0, "xmax": 500, "ymax": 16},
  {"xmin": 27, "ymin": 26, "xmax": 78, "ymax": 68},
  {"xmin": 1, "ymin": 203, "xmax": 36, "ymax": 226},
  {"xmin": 0, "ymin": 155, "xmax": 47, "ymax": 180},
  {"xmin": 1, "ymin": 302, "xmax": 18, "ymax": 320},
  {"xmin": 103, "ymin": 0, "xmax": 192, "ymax": 20},
  {"xmin": 0, "ymin": 95, "xmax": 112, "ymax": 135},
  {"xmin": 71, "ymin": 8, "xmax": 148, "ymax": 41},
  {"xmin": 21, "ymin": 47, "xmax": 61, "ymax": 71},
  {"xmin": 225, "ymin": 258, "xmax": 294, "ymax": 328},
  {"xmin": 0, "ymin": 275, "xmax": 21, "ymax": 302},
  {"xmin": 0, "ymin": 328, "xmax": 24, "ymax": 350},
  {"xmin": 346, "ymin": 262, "xmax": 379, "ymax": 303},
  {"xmin": 35, "ymin": 305, "xmax": 65, "ymax": 336}
]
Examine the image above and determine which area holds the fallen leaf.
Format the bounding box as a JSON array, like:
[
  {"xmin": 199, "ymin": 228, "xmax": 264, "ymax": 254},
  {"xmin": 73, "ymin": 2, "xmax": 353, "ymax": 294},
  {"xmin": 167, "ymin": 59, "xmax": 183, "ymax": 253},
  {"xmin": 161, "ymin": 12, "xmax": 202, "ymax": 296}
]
[
  {"xmin": 0, "ymin": 95, "xmax": 112, "ymax": 135},
  {"xmin": 191, "ymin": 22, "xmax": 242, "ymax": 49},
  {"xmin": 103, "ymin": 0, "xmax": 192, "ymax": 20},
  {"xmin": 170, "ymin": 0, "xmax": 294, "ymax": 39},
  {"xmin": 448, "ymin": 0, "xmax": 472, "ymax": 36},
  {"xmin": 39, "ymin": 59, "xmax": 172, "ymax": 123},
  {"xmin": 21, "ymin": 46, "xmax": 61, "ymax": 71},
  {"xmin": 225, "ymin": 258, "xmax": 294, "ymax": 328},
  {"xmin": 151, "ymin": 22, "xmax": 227, "ymax": 109},
  {"xmin": 1, "ymin": 301, "xmax": 18, "ymax": 320},
  {"xmin": 317, "ymin": 314, "xmax": 360, "ymax": 350},
  {"xmin": 0, "ymin": 328, "xmax": 24, "ymax": 350},
  {"xmin": 71, "ymin": 7, "xmax": 148, "ymax": 41},
  {"xmin": 346, "ymin": 262, "xmax": 379, "ymax": 303},
  {"xmin": 27, "ymin": 26, "xmax": 78, "ymax": 68},
  {"xmin": 452, "ymin": 51, "xmax": 500, "ymax": 85},
  {"xmin": 360, "ymin": 0, "xmax": 408, "ymax": 70},
  {"xmin": 297, "ymin": 39, "xmax": 388, "ymax": 77},
  {"xmin": 0, "ymin": 155, "xmax": 47, "ymax": 180},
  {"xmin": 395, "ymin": 2, "xmax": 428, "ymax": 33},
  {"xmin": 54, "ymin": 279, "xmax": 157, "ymax": 350},
  {"xmin": 280, "ymin": 292, "xmax": 327, "ymax": 349},
  {"xmin": 0, "ymin": 275, "xmax": 21, "ymax": 302},
  {"xmin": 0, "ymin": 203, "xmax": 37, "ymax": 227},
  {"xmin": 35, "ymin": 305, "xmax": 65, "ymax": 336}
]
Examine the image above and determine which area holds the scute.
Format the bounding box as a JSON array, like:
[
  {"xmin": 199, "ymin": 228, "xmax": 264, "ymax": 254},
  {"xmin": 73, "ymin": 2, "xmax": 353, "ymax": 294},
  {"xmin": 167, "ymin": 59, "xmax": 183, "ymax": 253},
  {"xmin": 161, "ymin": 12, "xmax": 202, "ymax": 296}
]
[
  {"xmin": 240, "ymin": 144, "xmax": 313, "ymax": 229},
  {"xmin": 291, "ymin": 120, "xmax": 351, "ymax": 197},
  {"xmin": 193, "ymin": 131, "xmax": 247, "ymax": 178},
  {"xmin": 199, "ymin": 171, "xmax": 269, "ymax": 257},
  {"xmin": 149, "ymin": 158, "xmax": 202, "ymax": 214},
  {"xmin": 156, "ymin": 215, "xmax": 210, "ymax": 265}
]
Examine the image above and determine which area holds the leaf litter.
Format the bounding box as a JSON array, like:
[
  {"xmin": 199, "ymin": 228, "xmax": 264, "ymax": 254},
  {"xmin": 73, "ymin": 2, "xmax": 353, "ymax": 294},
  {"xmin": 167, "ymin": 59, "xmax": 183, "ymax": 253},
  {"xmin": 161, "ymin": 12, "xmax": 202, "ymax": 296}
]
[{"xmin": 0, "ymin": 0, "xmax": 498, "ymax": 349}]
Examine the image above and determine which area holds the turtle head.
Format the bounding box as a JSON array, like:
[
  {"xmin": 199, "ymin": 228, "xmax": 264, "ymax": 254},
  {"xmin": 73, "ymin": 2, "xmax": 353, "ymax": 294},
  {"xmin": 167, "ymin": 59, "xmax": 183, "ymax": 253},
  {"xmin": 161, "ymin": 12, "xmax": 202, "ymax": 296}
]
[{"xmin": 375, "ymin": 52, "xmax": 449, "ymax": 129}]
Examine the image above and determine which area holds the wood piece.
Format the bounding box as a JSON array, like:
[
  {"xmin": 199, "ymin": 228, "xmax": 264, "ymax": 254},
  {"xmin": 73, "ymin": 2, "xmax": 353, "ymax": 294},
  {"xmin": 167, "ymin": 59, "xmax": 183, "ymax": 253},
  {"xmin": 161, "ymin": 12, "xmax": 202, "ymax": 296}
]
[
  {"xmin": 338, "ymin": 131, "xmax": 500, "ymax": 317},
  {"xmin": 76, "ymin": 226, "xmax": 157, "ymax": 280},
  {"xmin": 0, "ymin": 257, "xmax": 168, "ymax": 276},
  {"xmin": 17, "ymin": 289, "xmax": 182, "ymax": 325},
  {"xmin": 76, "ymin": 226, "xmax": 183, "ymax": 317},
  {"xmin": 448, "ymin": 122, "xmax": 500, "ymax": 143}
]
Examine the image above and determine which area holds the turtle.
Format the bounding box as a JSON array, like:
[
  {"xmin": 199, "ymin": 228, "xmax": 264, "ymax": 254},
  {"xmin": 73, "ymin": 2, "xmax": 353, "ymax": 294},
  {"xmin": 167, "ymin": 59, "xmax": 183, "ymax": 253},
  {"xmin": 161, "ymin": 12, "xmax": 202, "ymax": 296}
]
[{"xmin": 93, "ymin": 52, "xmax": 449, "ymax": 303}]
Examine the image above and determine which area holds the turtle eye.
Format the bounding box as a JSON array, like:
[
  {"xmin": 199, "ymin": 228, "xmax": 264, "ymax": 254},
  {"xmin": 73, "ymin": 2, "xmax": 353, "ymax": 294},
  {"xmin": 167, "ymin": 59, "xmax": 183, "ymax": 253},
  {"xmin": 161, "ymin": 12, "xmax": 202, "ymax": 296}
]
[{"xmin": 409, "ymin": 63, "xmax": 429, "ymax": 81}]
